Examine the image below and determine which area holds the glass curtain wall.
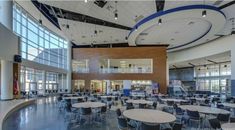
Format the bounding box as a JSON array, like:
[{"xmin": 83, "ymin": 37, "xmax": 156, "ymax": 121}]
[
  {"xmin": 194, "ymin": 62, "xmax": 231, "ymax": 95},
  {"xmin": 13, "ymin": 3, "xmax": 68, "ymax": 69}
]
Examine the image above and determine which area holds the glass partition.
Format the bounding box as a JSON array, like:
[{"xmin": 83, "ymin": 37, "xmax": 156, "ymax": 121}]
[{"xmin": 99, "ymin": 59, "xmax": 153, "ymax": 73}]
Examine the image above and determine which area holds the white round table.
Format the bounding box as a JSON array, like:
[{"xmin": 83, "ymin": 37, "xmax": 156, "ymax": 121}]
[
  {"xmin": 221, "ymin": 123, "xmax": 235, "ymax": 130},
  {"xmin": 126, "ymin": 99, "xmax": 153, "ymax": 105},
  {"xmin": 161, "ymin": 98, "xmax": 188, "ymax": 103},
  {"xmin": 63, "ymin": 96, "xmax": 84, "ymax": 100},
  {"xmin": 123, "ymin": 109, "xmax": 176, "ymax": 124},
  {"xmin": 179, "ymin": 105, "xmax": 230, "ymax": 115},
  {"xmin": 222, "ymin": 103, "xmax": 235, "ymax": 108},
  {"xmin": 72, "ymin": 102, "xmax": 105, "ymax": 108}
]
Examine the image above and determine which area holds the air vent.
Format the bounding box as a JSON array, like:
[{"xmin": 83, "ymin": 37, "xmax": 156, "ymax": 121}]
[
  {"xmin": 82, "ymin": 36, "xmax": 86, "ymax": 38},
  {"xmin": 134, "ymin": 15, "xmax": 144, "ymax": 22},
  {"xmin": 139, "ymin": 33, "xmax": 148, "ymax": 36},
  {"xmin": 188, "ymin": 21, "xmax": 195, "ymax": 25},
  {"xmin": 213, "ymin": 0, "xmax": 223, "ymax": 6},
  {"xmin": 115, "ymin": 39, "xmax": 119, "ymax": 42}
]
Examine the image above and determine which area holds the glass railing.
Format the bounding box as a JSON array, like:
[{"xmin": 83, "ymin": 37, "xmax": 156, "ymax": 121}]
[
  {"xmin": 73, "ymin": 68, "xmax": 89, "ymax": 73},
  {"xmin": 99, "ymin": 67, "xmax": 152, "ymax": 74}
]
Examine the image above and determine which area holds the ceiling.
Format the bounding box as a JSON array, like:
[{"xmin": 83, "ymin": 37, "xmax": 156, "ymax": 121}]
[
  {"xmin": 36, "ymin": 0, "xmax": 235, "ymax": 50},
  {"xmin": 169, "ymin": 51, "xmax": 231, "ymax": 69}
]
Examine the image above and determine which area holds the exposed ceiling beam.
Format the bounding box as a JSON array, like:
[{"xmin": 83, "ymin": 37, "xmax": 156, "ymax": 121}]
[
  {"xmin": 219, "ymin": 0, "xmax": 235, "ymax": 9},
  {"xmin": 207, "ymin": 59, "xmax": 218, "ymax": 64},
  {"xmin": 188, "ymin": 62, "xmax": 195, "ymax": 67}
]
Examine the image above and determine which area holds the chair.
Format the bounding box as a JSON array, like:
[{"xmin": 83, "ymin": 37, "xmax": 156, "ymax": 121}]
[
  {"xmin": 180, "ymin": 101, "xmax": 190, "ymax": 105},
  {"xmin": 190, "ymin": 99, "xmax": 196, "ymax": 105},
  {"xmin": 80, "ymin": 107, "xmax": 92, "ymax": 124},
  {"xmin": 162, "ymin": 106, "xmax": 174, "ymax": 114},
  {"xmin": 98, "ymin": 106, "xmax": 107, "ymax": 121},
  {"xmin": 117, "ymin": 117, "xmax": 128, "ymax": 130},
  {"xmin": 209, "ymin": 118, "xmax": 221, "ymax": 129},
  {"xmin": 172, "ymin": 123, "xmax": 183, "ymax": 130},
  {"xmin": 167, "ymin": 101, "xmax": 174, "ymax": 106},
  {"xmin": 175, "ymin": 107, "xmax": 184, "ymax": 123},
  {"xmin": 186, "ymin": 110, "xmax": 201, "ymax": 128},
  {"xmin": 152, "ymin": 102, "xmax": 157, "ymax": 109},
  {"xmin": 141, "ymin": 123, "xmax": 160, "ymax": 130},
  {"xmin": 116, "ymin": 108, "xmax": 122, "ymax": 117},
  {"xmin": 217, "ymin": 113, "xmax": 230, "ymax": 123},
  {"xmin": 230, "ymin": 117, "xmax": 235, "ymax": 122},
  {"xmin": 139, "ymin": 103, "xmax": 146, "ymax": 109}
]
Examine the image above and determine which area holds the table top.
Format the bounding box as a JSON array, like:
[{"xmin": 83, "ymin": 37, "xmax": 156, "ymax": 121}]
[
  {"xmin": 161, "ymin": 98, "xmax": 188, "ymax": 103},
  {"xmin": 63, "ymin": 96, "xmax": 84, "ymax": 100},
  {"xmin": 221, "ymin": 123, "xmax": 235, "ymax": 130},
  {"xmin": 126, "ymin": 99, "xmax": 153, "ymax": 104},
  {"xmin": 222, "ymin": 103, "xmax": 235, "ymax": 108},
  {"xmin": 179, "ymin": 105, "xmax": 230, "ymax": 115},
  {"xmin": 123, "ymin": 109, "xmax": 176, "ymax": 124},
  {"xmin": 72, "ymin": 102, "xmax": 105, "ymax": 108}
]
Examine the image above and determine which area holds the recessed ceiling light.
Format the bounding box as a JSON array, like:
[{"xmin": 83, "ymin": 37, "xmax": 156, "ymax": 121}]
[
  {"xmin": 84, "ymin": 0, "xmax": 88, "ymax": 3},
  {"xmin": 114, "ymin": 13, "xmax": 118, "ymax": 20}
]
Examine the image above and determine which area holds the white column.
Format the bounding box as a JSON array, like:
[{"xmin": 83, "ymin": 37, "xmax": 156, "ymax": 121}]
[
  {"xmin": 166, "ymin": 61, "xmax": 169, "ymax": 86},
  {"xmin": 0, "ymin": 0, "xmax": 14, "ymax": 100},
  {"xmin": 66, "ymin": 42, "xmax": 72, "ymax": 93},
  {"xmin": 106, "ymin": 80, "xmax": 111, "ymax": 94},
  {"xmin": 1, "ymin": 61, "xmax": 13, "ymax": 100},
  {"xmin": 107, "ymin": 59, "xmax": 110, "ymax": 73},
  {"xmin": 42, "ymin": 70, "xmax": 46, "ymax": 95},
  {"xmin": 231, "ymin": 42, "xmax": 235, "ymax": 96}
]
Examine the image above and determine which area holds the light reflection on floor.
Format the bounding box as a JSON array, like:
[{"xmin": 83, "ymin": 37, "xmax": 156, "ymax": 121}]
[{"xmin": 3, "ymin": 97, "xmax": 119, "ymax": 130}]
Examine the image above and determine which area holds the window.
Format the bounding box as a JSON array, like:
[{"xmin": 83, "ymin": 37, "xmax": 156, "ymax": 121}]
[
  {"xmin": 13, "ymin": 3, "xmax": 68, "ymax": 69},
  {"xmin": 195, "ymin": 62, "xmax": 231, "ymax": 95}
]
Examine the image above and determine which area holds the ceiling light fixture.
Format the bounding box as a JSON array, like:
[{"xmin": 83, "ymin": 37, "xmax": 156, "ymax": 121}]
[
  {"xmin": 114, "ymin": 13, "xmax": 118, "ymax": 20},
  {"xmin": 202, "ymin": 10, "xmax": 207, "ymax": 17},
  {"xmin": 135, "ymin": 26, "xmax": 138, "ymax": 31},
  {"xmin": 114, "ymin": 1, "xmax": 118, "ymax": 20},
  {"xmin": 158, "ymin": 19, "xmax": 162, "ymax": 25},
  {"xmin": 84, "ymin": 0, "xmax": 88, "ymax": 3}
]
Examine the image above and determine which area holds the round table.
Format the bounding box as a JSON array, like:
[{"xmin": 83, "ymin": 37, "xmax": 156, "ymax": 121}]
[
  {"xmin": 222, "ymin": 103, "xmax": 235, "ymax": 108},
  {"xmin": 72, "ymin": 102, "xmax": 106, "ymax": 108},
  {"xmin": 161, "ymin": 98, "xmax": 188, "ymax": 103},
  {"xmin": 123, "ymin": 109, "xmax": 176, "ymax": 124},
  {"xmin": 221, "ymin": 123, "xmax": 235, "ymax": 130},
  {"xmin": 179, "ymin": 105, "xmax": 230, "ymax": 115},
  {"xmin": 63, "ymin": 96, "xmax": 84, "ymax": 100},
  {"xmin": 126, "ymin": 99, "xmax": 153, "ymax": 105}
]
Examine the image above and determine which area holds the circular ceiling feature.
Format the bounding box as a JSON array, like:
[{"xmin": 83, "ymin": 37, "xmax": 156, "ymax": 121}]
[{"xmin": 128, "ymin": 5, "xmax": 226, "ymax": 52}]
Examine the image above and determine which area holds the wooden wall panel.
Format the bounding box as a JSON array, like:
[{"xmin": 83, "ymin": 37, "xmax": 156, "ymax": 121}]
[{"xmin": 72, "ymin": 47, "xmax": 167, "ymax": 94}]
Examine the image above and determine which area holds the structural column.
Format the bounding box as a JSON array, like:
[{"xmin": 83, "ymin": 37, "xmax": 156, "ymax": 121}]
[
  {"xmin": 42, "ymin": 70, "xmax": 46, "ymax": 95},
  {"xmin": 66, "ymin": 42, "xmax": 72, "ymax": 93},
  {"xmin": 231, "ymin": 39, "xmax": 235, "ymax": 96},
  {"xmin": 0, "ymin": 0, "xmax": 14, "ymax": 100}
]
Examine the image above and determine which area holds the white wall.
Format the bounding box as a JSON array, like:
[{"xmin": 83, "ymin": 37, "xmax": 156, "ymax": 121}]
[
  {"xmin": 0, "ymin": 23, "xmax": 19, "ymax": 61},
  {"xmin": 168, "ymin": 35, "xmax": 235, "ymax": 64}
]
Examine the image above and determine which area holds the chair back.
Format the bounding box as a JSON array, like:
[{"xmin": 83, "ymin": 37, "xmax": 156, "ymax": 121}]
[
  {"xmin": 116, "ymin": 108, "xmax": 122, "ymax": 117},
  {"xmin": 172, "ymin": 123, "xmax": 183, "ymax": 130},
  {"xmin": 217, "ymin": 113, "xmax": 230, "ymax": 122},
  {"xmin": 167, "ymin": 101, "xmax": 174, "ymax": 106},
  {"xmin": 186, "ymin": 110, "xmax": 200, "ymax": 120},
  {"xmin": 81, "ymin": 107, "xmax": 92, "ymax": 115},
  {"xmin": 101, "ymin": 106, "xmax": 107, "ymax": 113},
  {"xmin": 141, "ymin": 123, "xmax": 160, "ymax": 130},
  {"xmin": 117, "ymin": 117, "xmax": 128, "ymax": 129},
  {"xmin": 209, "ymin": 118, "xmax": 221, "ymax": 129},
  {"xmin": 139, "ymin": 103, "xmax": 146, "ymax": 109},
  {"xmin": 230, "ymin": 117, "xmax": 235, "ymax": 122},
  {"xmin": 152, "ymin": 102, "xmax": 157, "ymax": 109}
]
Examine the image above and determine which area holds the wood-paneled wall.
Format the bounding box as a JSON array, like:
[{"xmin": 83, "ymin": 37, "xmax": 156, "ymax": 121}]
[{"xmin": 72, "ymin": 46, "xmax": 168, "ymax": 94}]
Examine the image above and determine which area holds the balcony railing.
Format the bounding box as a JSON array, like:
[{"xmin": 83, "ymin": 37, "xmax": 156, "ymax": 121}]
[
  {"xmin": 99, "ymin": 67, "xmax": 152, "ymax": 74},
  {"xmin": 73, "ymin": 68, "xmax": 89, "ymax": 73}
]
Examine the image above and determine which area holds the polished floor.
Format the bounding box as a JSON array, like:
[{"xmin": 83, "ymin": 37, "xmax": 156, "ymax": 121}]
[{"xmin": 3, "ymin": 97, "xmax": 119, "ymax": 130}]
